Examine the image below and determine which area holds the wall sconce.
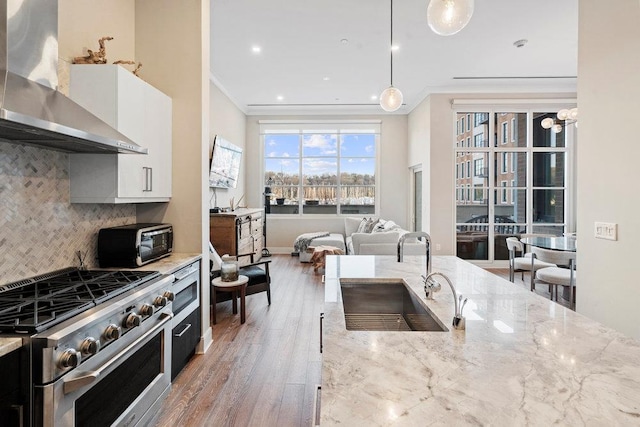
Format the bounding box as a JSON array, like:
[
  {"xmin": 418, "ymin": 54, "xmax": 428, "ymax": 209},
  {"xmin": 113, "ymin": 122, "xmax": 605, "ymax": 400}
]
[{"xmin": 541, "ymin": 108, "xmax": 578, "ymax": 133}]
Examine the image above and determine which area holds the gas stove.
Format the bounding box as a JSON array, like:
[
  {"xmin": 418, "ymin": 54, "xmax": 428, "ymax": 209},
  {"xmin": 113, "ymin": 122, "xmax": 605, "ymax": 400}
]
[
  {"xmin": 0, "ymin": 267, "xmax": 176, "ymax": 427},
  {"xmin": 0, "ymin": 268, "xmax": 161, "ymax": 334}
]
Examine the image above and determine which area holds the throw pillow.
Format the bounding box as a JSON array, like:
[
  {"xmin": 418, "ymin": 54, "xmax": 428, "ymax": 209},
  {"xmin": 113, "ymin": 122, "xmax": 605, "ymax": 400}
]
[
  {"xmin": 356, "ymin": 217, "xmax": 369, "ymax": 233},
  {"xmin": 363, "ymin": 218, "xmax": 378, "ymax": 233}
]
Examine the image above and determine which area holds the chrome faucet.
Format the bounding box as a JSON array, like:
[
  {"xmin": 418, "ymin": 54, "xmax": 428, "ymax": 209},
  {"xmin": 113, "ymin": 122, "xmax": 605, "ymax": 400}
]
[
  {"xmin": 397, "ymin": 231, "xmax": 432, "ymax": 275},
  {"xmin": 423, "ymin": 272, "xmax": 467, "ymax": 330}
]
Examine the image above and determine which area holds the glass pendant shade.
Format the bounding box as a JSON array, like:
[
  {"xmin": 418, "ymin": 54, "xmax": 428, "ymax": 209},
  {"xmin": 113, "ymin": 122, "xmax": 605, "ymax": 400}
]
[
  {"xmin": 541, "ymin": 117, "xmax": 555, "ymax": 129},
  {"xmin": 380, "ymin": 86, "xmax": 403, "ymax": 112},
  {"xmin": 557, "ymin": 109, "xmax": 570, "ymax": 120},
  {"xmin": 427, "ymin": 0, "xmax": 474, "ymax": 36}
]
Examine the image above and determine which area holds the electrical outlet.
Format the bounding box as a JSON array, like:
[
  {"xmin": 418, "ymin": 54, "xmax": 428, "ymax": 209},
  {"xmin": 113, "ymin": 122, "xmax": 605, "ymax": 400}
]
[
  {"xmin": 435, "ymin": 243, "xmax": 441, "ymax": 251},
  {"xmin": 594, "ymin": 222, "xmax": 617, "ymax": 241}
]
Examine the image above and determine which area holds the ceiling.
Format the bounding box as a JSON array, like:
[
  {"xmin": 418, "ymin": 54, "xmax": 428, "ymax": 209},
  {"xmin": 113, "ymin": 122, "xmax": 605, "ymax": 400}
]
[{"xmin": 210, "ymin": 0, "xmax": 578, "ymax": 115}]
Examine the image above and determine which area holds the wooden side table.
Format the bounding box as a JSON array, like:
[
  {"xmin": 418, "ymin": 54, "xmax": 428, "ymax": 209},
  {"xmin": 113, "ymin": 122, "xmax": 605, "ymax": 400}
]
[{"xmin": 212, "ymin": 275, "xmax": 249, "ymax": 324}]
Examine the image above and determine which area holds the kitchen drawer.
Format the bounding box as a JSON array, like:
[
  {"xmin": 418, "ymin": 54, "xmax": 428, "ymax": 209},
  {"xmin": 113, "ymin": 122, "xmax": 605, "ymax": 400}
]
[{"xmin": 171, "ymin": 308, "xmax": 201, "ymax": 381}]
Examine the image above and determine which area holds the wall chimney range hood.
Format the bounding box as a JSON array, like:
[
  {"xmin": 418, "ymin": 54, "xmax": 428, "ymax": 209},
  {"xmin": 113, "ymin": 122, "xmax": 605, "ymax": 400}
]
[{"xmin": 0, "ymin": 0, "xmax": 146, "ymax": 154}]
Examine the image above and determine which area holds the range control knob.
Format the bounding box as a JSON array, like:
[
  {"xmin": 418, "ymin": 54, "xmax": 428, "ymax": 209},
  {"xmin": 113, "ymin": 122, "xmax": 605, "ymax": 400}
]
[
  {"xmin": 104, "ymin": 324, "xmax": 122, "ymax": 341},
  {"xmin": 80, "ymin": 337, "xmax": 100, "ymax": 356},
  {"xmin": 124, "ymin": 313, "xmax": 142, "ymax": 328},
  {"xmin": 162, "ymin": 291, "xmax": 175, "ymax": 302},
  {"xmin": 58, "ymin": 349, "xmax": 80, "ymax": 369},
  {"xmin": 140, "ymin": 304, "xmax": 154, "ymax": 317},
  {"xmin": 153, "ymin": 296, "xmax": 168, "ymax": 308}
]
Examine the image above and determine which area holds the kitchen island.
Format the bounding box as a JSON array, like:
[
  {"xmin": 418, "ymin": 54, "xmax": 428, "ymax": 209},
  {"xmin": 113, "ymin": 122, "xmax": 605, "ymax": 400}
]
[{"xmin": 321, "ymin": 255, "xmax": 640, "ymax": 425}]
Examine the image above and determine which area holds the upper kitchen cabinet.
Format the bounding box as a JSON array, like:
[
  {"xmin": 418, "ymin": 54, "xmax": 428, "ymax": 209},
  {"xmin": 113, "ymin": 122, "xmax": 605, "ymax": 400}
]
[{"xmin": 68, "ymin": 65, "xmax": 172, "ymax": 203}]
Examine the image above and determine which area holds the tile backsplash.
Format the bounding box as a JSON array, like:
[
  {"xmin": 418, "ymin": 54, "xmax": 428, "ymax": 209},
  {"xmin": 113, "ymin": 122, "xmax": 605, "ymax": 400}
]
[{"xmin": 0, "ymin": 142, "xmax": 136, "ymax": 284}]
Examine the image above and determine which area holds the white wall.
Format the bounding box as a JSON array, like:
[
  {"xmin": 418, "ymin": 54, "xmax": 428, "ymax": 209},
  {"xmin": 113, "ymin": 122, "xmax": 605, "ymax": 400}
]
[
  {"xmin": 244, "ymin": 114, "xmax": 408, "ymax": 252},
  {"xmin": 576, "ymin": 0, "xmax": 640, "ymax": 338},
  {"xmin": 209, "ymin": 83, "xmax": 247, "ymax": 209}
]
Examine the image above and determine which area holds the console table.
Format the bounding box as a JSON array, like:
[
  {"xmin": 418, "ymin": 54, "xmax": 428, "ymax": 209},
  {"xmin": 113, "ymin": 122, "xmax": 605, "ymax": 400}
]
[{"xmin": 209, "ymin": 208, "xmax": 263, "ymax": 266}]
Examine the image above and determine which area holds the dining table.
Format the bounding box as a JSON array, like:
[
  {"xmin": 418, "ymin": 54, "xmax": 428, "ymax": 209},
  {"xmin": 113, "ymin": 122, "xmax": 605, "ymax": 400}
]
[{"xmin": 520, "ymin": 235, "xmax": 577, "ymax": 252}]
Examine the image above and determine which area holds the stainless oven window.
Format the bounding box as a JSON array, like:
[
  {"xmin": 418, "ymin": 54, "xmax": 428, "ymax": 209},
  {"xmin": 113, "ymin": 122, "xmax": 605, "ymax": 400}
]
[{"xmin": 75, "ymin": 332, "xmax": 162, "ymax": 427}]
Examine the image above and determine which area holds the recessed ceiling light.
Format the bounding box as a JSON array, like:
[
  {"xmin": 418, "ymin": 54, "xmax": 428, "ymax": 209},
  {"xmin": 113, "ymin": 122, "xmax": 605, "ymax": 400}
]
[
  {"xmin": 391, "ymin": 45, "xmax": 399, "ymax": 51},
  {"xmin": 323, "ymin": 77, "xmax": 330, "ymax": 81},
  {"xmin": 276, "ymin": 95, "xmax": 284, "ymax": 101},
  {"xmin": 252, "ymin": 46, "xmax": 261, "ymax": 53},
  {"xmin": 340, "ymin": 38, "xmax": 349, "ymax": 44},
  {"xmin": 371, "ymin": 95, "xmax": 378, "ymax": 100}
]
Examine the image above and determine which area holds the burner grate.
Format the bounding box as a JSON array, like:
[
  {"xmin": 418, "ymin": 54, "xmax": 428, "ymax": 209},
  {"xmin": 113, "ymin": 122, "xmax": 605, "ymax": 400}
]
[{"xmin": 0, "ymin": 269, "xmax": 160, "ymax": 334}]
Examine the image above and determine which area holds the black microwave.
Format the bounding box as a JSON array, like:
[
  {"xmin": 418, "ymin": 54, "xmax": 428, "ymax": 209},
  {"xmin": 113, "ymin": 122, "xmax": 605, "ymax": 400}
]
[{"xmin": 98, "ymin": 223, "xmax": 173, "ymax": 267}]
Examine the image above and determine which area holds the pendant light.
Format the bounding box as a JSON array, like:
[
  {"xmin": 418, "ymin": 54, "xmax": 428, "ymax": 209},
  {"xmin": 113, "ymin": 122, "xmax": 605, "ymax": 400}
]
[
  {"xmin": 427, "ymin": 0, "xmax": 474, "ymax": 36},
  {"xmin": 380, "ymin": 0, "xmax": 403, "ymax": 112}
]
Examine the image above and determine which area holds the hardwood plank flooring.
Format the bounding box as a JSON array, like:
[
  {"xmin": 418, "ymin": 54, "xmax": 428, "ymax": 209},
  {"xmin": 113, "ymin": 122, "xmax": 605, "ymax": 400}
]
[
  {"xmin": 155, "ymin": 257, "xmax": 570, "ymax": 427},
  {"xmin": 155, "ymin": 255, "xmax": 324, "ymax": 427}
]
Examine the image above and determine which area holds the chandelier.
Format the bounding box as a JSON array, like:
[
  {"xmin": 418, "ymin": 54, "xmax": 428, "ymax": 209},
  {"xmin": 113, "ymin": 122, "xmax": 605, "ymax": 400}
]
[
  {"xmin": 380, "ymin": 0, "xmax": 403, "ymax": 112},
  {"xmin": 427, "ymin": 0, "xmax": 475, "ymax": 36},
  {"xmin": 541, "ymin": 108, "xmax": 578, "ymax": 133}
]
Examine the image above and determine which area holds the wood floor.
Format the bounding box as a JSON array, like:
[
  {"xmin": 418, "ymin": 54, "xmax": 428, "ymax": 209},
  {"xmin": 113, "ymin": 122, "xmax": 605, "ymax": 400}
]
[
  {"xmin": 155, "ymin": 255, "xmax": 324, "ymax": 427},
  {"xmin": 155, "ymin": 257, "xmax": 570, "ymax": 427}
]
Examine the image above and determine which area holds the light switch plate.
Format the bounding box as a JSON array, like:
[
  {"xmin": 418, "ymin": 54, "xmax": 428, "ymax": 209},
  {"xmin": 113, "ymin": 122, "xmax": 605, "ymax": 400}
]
[{"xmin": 594, "ymin": 222, "xmax": 617, "ymax": 240}]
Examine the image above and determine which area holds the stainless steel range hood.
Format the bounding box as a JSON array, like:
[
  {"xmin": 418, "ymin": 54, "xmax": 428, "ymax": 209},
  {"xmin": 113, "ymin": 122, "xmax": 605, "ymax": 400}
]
[{"xmin": 0, "ymin": 0, "xmax": 146, "ymax": 154}]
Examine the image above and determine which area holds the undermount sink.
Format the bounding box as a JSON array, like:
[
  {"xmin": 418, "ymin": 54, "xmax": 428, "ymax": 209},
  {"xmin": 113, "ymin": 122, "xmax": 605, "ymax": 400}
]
[{"xmin": 339, "ymin": 279, "xmax": 448, "ymax": 332}]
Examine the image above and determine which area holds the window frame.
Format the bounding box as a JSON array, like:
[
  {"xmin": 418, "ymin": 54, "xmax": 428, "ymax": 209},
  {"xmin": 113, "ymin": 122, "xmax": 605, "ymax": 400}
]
[
  {"xmin": 260, "ymin": 121, "xmax": 380, "ymax": 217},
  {"xmin": 452, "ymin": 103, "xmax": 576, "ymax": 265}
]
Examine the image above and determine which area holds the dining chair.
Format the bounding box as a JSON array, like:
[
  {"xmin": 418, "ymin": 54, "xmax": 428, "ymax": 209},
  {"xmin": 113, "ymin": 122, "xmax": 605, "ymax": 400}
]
[
  {"xmin": 505, "ymin": 237, "xmax": 556, "ymax": 282},
  {"xmin": 530, "ymin": 246, "xmax": 577, "ymax": 310}
]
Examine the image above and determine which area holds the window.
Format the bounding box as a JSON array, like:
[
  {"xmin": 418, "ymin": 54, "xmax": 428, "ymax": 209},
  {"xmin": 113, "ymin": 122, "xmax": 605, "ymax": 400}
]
[
  {"xmin": 474, "ymin": 159, "xmax": 484, "ymax": 177},
  {"xmin": 474, "ymin": 113, "xmax": 488, "ymax": 127},
  {"xmin": 454, "ymin": 109, "xmax": 574, "ymax": 263},
  {"xmin": 466, "ymin": 137, "xmax": 471, "ymax": 147},
  {"xmin": 466, "ymin": 160, "xmax": 471, "ymax": 178},
  {"xmin": 474, "ymin": 134, "xmax": 483, "ymax": 147},
  {"xmin": 461, "ymin": 117, "xmax": 465, "ymax": 134},
  {"xmin": 466, "ymin": 114, "xmax": 471, "ymax": 131},
  {"xmin": 262, "ymin": 122, "xmax": 379, "ymax": 215}
]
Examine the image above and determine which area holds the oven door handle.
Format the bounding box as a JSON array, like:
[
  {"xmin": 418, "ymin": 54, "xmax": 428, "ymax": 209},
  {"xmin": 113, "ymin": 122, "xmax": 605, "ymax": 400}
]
[{"xmin": 63, "ymin": 313, "xmax": 173, "ymax": 395}]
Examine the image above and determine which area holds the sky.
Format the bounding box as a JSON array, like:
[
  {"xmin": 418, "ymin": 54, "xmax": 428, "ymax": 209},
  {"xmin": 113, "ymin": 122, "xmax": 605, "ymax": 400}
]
[{"xmin": 264, "ymin": 133, "xmax": 376, "ymax": 176}]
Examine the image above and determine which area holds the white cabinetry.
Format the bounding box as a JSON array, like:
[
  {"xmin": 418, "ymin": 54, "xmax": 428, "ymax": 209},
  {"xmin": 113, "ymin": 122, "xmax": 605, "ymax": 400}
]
[{"xmin": 69, "ymin": 65, "xmax": 172, "ymax": 203}]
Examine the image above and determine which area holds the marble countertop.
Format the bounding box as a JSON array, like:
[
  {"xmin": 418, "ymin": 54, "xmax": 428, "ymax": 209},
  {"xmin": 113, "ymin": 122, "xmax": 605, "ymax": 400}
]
[
  {"xmin": 131, "ymin": 252, "xmax": 202, "ymax": 275},
  {"xmin": 321, "ymin": 255, "xmax": 640, "ymax": 425}
]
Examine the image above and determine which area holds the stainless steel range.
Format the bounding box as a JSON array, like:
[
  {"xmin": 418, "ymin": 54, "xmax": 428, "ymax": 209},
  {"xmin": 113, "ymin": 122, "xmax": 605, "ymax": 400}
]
[{"xmin": 0, "ymin": 268, "xmax": 175, "ymax": 427}]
